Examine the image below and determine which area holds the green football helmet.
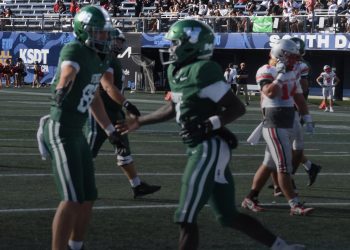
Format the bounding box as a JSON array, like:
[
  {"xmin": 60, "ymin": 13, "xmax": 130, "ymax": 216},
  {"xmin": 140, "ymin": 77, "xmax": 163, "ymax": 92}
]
[
  {"xmin": 159, "ymin": 19, "xmax": 215, "ymax": 65},
  {"xmin": 73, "ymin": 5, "xmax": 113, "ymax": 54},
  {"xmin": 111, "ymin": 28, "xmax": 126, "ymax": 55},
  {"xmin": 290, "ymin": 37, "xmax": 305, "ymax": 56}
]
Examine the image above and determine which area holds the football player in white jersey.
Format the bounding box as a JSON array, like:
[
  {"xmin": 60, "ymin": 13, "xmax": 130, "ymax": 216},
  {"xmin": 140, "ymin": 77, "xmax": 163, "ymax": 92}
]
[
  {"xmin": 242, "ymin": 39, "xmax": 315, "ymax": 216},
  {"xmin": 316, "ymin": 65, "xmax": 340, "ymax": 112}
]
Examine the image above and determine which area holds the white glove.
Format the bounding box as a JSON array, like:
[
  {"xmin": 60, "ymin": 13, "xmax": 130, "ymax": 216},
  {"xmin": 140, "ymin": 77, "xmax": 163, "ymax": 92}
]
[
  {"xmin": 275, "ymin": 62, "xmax": 286, "ymax": 74},
  {"xmin": 303, "ymin": 114, "xmax": 314, "ymax": 134}
]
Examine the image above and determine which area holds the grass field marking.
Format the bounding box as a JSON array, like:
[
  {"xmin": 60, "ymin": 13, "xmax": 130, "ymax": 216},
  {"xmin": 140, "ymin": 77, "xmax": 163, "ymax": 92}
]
[
  {"xmin": 0, "ymin": 172, "xmax": 349, "ymax": 177},
  {"xmin": 0, "ymin": 90, "xmax": 167, "ymax": 104},
  {"xmin": 2, "ymin": 127, "xmax": 350, "ymax": 135},
  {"xmin": 2, "ymin": 138, "xmax": 350, "ymax": 146},
  {"xmin": 2, "ymin": 153, "xmax": 350, "ymax": 157},
  {"xmin": 0, "ymin": 202, "xmax": 349, "ymax": 214}
]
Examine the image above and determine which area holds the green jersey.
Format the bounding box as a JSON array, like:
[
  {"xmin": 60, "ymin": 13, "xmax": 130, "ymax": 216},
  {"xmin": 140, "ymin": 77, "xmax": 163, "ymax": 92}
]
[
  {"xmin": 49, "ymin": 40, "xmax": 111, "ymax": 128},
  {"xmin": 99, "ymin": 57, "xmax": 123, "ymax": 112},
  {"xmin": 168, "ymin": 60, "xmax": 227, "ymax": 125}
]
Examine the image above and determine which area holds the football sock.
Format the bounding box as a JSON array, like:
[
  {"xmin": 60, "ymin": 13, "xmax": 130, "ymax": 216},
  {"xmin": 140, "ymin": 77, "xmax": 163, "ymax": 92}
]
[
  {"xmin": 302, "ymin": 160, "xmax": 312, "ymax": 171},
  {"xmin": 68, "ymin": 240, "xmax": 83, "ymax": 250},
  {"xmin": 271, "ymin": 237, "xmax": 287, "ymax": 250},
  {"xmin": 288, "ymin": 197, "xmax": 300, "ymax": 208},
  {"xmin": 129, "ymin": 176, "xmax": 141, "ymax": 187}
]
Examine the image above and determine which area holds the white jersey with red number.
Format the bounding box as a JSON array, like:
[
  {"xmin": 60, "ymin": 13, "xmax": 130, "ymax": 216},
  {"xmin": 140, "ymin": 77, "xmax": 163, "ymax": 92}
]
[
  {"xmin": 256, "ymin": 64, "xmax": 303, "ymax": 108},
  {"xmin": 320, "ymin": 71, "xmax": 336, "ymax": 87}
]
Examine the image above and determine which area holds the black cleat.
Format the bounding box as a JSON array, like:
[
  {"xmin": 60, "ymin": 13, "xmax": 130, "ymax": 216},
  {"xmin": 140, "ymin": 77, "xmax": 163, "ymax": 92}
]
[
  {"xmin": 306, "ymin": 163, "xmax": 322, "ymax": 186},
  {"xmin": 133, "ymin": 182, "xmax": 161, "ymax": 198}
]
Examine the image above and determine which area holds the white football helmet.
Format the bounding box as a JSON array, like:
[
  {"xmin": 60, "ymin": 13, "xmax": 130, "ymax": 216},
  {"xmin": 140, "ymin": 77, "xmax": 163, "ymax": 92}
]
[
  {"xmin": 323, "ymin": 65, "xmax": 331, "ymax": 73},
  {"xmin": 270, "ymin": 39, "xmax": 300, "ymax": 70}
]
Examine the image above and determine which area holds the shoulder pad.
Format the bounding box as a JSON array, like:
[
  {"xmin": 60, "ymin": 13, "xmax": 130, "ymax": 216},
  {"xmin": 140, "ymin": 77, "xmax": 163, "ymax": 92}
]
[{"xmin": 256, "ymin": 64, "xmax": 277, "ymax": 86}]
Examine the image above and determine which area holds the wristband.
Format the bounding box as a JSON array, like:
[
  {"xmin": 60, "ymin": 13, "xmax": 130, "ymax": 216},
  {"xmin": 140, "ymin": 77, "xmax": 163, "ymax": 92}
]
[
  {"xmin": 208, "ymin": 115, "xmax": 221, "ymax": 130},
  {"xmin": 104, "ymin": 124, "xmax": 115, "ymax": 136},
  {"xmin": 122, "ymin": 99, "xmax": 129, "ymax": 107},
  {"xmin": 303, "ymin": 114, "xmax": 312, "ymax": 123}
]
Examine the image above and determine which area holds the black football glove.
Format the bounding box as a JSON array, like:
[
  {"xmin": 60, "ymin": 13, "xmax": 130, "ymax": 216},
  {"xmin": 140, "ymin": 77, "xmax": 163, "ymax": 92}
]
[
  {"xmin": 108, "ymin": 130, "xmax": 127, "ymax": 155},
  {"xmin": 123, "ymin": 100, "xmax": 141, "ymax": 117},
  {"xmin": 179, "ymin": 119, "xmax": 213, "ymax": 147}
]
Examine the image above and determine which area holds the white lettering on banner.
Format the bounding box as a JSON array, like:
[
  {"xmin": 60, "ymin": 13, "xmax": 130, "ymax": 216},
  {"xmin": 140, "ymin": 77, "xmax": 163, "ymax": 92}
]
[
  {"xmin": 215, "ymin": 34, "xmax": 221, "ymax": 45},
  {"xmin": 118, "ymin": 47, "xmax": 132, "ymax": 58},
  {"xmin": 317, "ymin": 35, "xmax": 329, "ymax": 48},
  {"xmin": 335, "ymin": 35, "xmax": 350, "ymax": 48},
  {"xmin": 268, "ymin": 34, "xmax": 350, "ymax": 49},
  {"xmin": 269, "ymin": 35, "xmax": 280, "ymax": 47},
  {"xmin": 19, "ymin": 49, "xmax": 49, "ymax": 64},
  {"xmin": 307, "ymin": 34, "xmax": 317, "ymax": 48}
]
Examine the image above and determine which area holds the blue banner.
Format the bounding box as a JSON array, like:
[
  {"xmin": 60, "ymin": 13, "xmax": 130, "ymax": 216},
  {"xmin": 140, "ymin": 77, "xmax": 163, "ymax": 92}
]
[
  {"xmin": 142, "ymin": 33, "xmax": 350, "ymax": 51},
  {"xmin": 0, "ymin": 32, "xmax": 75, "ymax": 84}
]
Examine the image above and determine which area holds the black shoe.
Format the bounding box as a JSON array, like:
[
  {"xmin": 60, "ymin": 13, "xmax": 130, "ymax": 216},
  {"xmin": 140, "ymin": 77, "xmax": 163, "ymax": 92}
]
[
  {"xmin": 307, "ymin": 163, "xmax": 322, "ymax": 186},
  {"xmin": 132, "ymin": 182, "xmax": 161, "ymax": 198}
]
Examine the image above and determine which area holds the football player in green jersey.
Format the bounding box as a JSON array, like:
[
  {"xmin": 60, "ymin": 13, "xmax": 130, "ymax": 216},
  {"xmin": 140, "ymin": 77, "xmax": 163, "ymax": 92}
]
[
  {"xmin": 119, "ymin": 19, "xmax": 305, "ymax": 250},
  {"xmin": 86, "ymin": 28, "xmax": 161, "ymax": 198},
  {"xmin": 40, "ymin": 6, "xmax": 129, "ymax": 250}
]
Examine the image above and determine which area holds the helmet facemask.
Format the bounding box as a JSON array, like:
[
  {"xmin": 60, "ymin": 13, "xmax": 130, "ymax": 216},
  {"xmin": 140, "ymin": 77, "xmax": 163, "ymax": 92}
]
[
  {"xmin": 84, "ymin": 25, "xmax": 112, "ymax": 54},
  {"xmin": 159, "ymin": 19, "xmax": 215, "ymax": 66},
  {"xmin": 110, "ymin": 28, "xmax": 126, "ymax": 56}
]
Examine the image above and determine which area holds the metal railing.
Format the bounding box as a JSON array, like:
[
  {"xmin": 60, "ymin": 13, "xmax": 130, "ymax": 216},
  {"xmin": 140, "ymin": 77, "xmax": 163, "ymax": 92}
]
[{"xmin": 0, "ymin": 12, "xmax": 349, "ymax": 33}]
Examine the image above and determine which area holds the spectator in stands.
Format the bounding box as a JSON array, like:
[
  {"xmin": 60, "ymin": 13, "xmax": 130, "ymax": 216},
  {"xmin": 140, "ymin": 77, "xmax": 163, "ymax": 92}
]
[
  {"xmin": 100, "ymin": 0, "xmax": 110, "ymax": 11},
  {"xmin": 198, "ymin": 1, "xmax": 208, "ymax": 15},
  {"xmin": 345, "ymin": 9, "xmax": 350, "ymax": 32},
  {"xmin": 53, "ymin": 0, "xmax": 60, "ymax": 13},
  {"xmin": 258, "ymin": 0, "xmax": 269, "ymax": 11},
  {"xmin": 161, "ymin": 0, "xmax": 172, "ymax": 12},
  {"xmin": 70, "ymin": 0, "xmax": 79, "ymax": 17},
  {"xmin": 1, "ymin": 8, "xmax": 13, "ymax": 28},
  {"xmin": 289, "ymin": 7, "xmax": 302, "ymax": 32},
  {"xmin": 328, "ymin": 0, "xmax": 338, "ymax": 27},
  {"xmin": 135, "ymin": 0, "xmax": 143, "ymax": 17},
  {"xmin": 58, "ymin": 0, "xmax": 67, "ymax": 14},
  {"xmin": 245, "ymin": 0, "xmax": 257, "ymax": 12},
  {"xmin": 227, "ymin": 9, "xmax": 239, "ymax": 31}
]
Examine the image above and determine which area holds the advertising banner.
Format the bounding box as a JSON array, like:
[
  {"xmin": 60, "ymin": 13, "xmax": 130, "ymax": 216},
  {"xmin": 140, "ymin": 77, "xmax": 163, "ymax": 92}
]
[
  {"xmin": 0, "ymin": 32, "xmax": 142, "ymax": 86},
  {"xmin": 0, "ymin": 32, "xmax": 75, "ymax": 84},
  {"xmin": 141, "ymin": 33, "xmax": 350, "ymax": 50}
]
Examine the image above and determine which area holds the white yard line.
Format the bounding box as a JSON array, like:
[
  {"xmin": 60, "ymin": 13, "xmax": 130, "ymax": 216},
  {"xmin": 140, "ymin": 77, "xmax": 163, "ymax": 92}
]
[
  {"xmin": 0, "ymin": 202, "xmax": 349, "ymax": 213},
  {"xmin": 0, "ymin": 172, "xmax": 349, "ymax": 177},
  {"xmin": 1, "ymin": 152, "xmax": 350, "ymax": 157}
]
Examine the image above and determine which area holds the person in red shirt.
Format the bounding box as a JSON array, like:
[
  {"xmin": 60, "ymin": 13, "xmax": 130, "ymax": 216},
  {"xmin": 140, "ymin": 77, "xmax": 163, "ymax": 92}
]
[{"xmin": 70, "ymin": 0, "xmax": 79, "ymax": 17}]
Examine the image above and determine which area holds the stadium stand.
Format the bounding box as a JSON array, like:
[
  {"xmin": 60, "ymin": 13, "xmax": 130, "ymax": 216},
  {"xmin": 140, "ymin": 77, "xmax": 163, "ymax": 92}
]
[{"xmin": 0, "ymin": 0, "xmax": 349, "ymax": 32}]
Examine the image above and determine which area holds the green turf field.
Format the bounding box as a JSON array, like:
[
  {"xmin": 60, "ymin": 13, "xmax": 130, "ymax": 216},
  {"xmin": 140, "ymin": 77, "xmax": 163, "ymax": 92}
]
[{"xmin": 0, "ymin": 87, "xmax": 349, "ymax": 250}]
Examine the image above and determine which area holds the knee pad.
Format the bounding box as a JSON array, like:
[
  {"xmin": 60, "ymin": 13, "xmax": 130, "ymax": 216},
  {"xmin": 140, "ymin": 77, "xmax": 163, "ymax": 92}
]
[{"xmin": 117, "ymin": 155, "xmax": 133, "ymax": 166}]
